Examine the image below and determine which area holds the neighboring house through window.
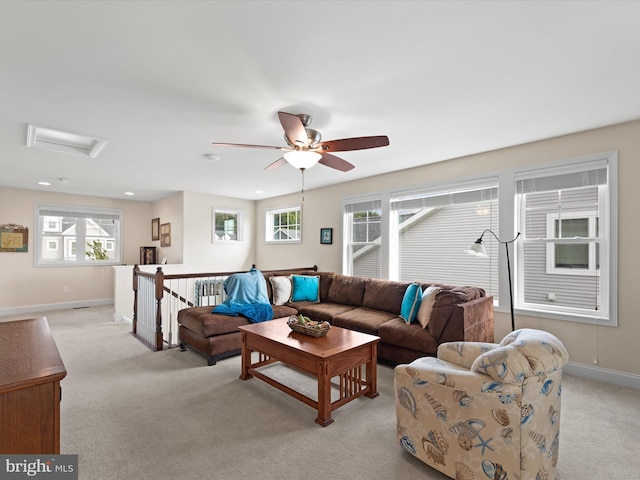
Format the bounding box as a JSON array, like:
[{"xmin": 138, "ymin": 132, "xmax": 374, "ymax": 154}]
[
  {"xmin": 515, "ymin": 155, "xmax": 613, "ymax": 324},
  {"xmin": 35, "ymin": 203, "xmax": 122, "ymax": 266},
  {"xmin": 343, "ymin": 197, "xmax": 382, "ymax": 278},
  {"xmin": 341, "ymin": 152, "xmax": 616, "ymax": 326},
  {"xmin": 265, "ymin": 205, "xmax": 301, "ymax": 243}
]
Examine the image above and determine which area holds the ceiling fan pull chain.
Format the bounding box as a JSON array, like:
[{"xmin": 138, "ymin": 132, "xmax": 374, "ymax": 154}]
[{"xmin": 300, "ymin": 168, "xmax": 305, "ymax": 202}]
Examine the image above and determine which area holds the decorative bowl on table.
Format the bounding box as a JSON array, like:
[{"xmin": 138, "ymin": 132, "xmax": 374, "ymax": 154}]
[{"xmin": 287, "ymin": 315, "xmax": 331, "ymax": 337}]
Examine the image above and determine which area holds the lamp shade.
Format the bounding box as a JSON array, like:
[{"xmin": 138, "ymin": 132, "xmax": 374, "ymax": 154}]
[
  {"xmin": 284, "ymin": 150, "xmax": 322, "ymax": 169},
  {"xmin": 465, "ymin": 240, "xmax": 488, "ymax": 257}
]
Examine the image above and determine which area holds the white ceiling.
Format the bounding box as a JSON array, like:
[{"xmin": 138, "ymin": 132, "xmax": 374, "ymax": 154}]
[{"xmin": 2, "ymin": 1, "xmax": 640, "ymax": 202}]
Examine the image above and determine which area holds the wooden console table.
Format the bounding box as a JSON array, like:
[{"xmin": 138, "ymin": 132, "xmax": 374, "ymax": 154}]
[{"xmin": 0, "ymin": 317, "xmax": 67, "ymax": 453}]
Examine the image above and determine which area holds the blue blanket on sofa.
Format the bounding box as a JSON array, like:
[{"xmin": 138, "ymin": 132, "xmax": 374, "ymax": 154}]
[{"xmin": 212, "ymin": 267, "xmax": 273, "ymax": 323}]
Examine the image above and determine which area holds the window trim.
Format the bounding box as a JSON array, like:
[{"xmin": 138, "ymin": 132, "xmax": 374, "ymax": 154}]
[
  {"xmin": 342, "ymin": 196, "xmax": 383, "ymax": 277},
  {"xmin": 212, "ymin": 207, "xmax": 244, "ymax": 243},
  {"xmin": 514, "ymin": 152, "xmax": 617, "ymax": 326},
  {"xmin": 340, "ymin": 151, "xmax": 617, "ymax": 327},
  {"xmin": 265, "ymin": 204, "xmax": 302, "ymax": 244},
  {"xmin": 35, "ymin": 203, "xmax": 122, "ymax": 267}
]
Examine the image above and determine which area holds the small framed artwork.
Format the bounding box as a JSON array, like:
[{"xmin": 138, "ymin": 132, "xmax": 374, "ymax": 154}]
[
  {"xmin": 0, "ymin": 224, "xmax": 28, "ymax": 252},
  {"xmin": 151, "ymin": 218, "xmax": 160, "ymax": 241},
  {"xmin": 160, "ymin": 222, "xmax": 171, "ymax": 247},
  {"xmin": 320, "ymin": 228, "xmax": 333, "ymax": 245}
]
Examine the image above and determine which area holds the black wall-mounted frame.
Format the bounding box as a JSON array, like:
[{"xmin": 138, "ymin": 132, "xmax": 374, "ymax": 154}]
[{"xmin": 320, "ymin": 228, "xmax": 333, "ymax": 245}]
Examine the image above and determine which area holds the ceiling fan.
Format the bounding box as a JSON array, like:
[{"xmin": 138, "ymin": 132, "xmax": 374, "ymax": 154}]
[{"xmin": 212, "ymin": 111, "xmax": 389, "ymax": 172}]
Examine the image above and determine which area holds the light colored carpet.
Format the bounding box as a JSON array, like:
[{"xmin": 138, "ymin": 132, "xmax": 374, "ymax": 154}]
[{"xmin": 2, "ymin": 306, "xmax": 639, "ymax": 479}]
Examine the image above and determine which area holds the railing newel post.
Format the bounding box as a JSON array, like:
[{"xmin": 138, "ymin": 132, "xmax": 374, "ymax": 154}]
[
  {"xmin": 132, "ymin": 264, "xmax": 139, "ymax": 335},
  {"xmin": 155, "ymin": 267, "xmax": 164, "ymax": 351}
]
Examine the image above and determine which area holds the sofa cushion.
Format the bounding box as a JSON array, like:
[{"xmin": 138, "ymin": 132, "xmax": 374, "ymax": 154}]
[
  {"xmin": 293, "ymin": 302, "xmax": 356, "ymax": 324},
  {"xmin": 271, "ymin": 304, "xmax": 298, "ymax": 318},
  {"xmin": 332, "ymin": 307, "xmax": 397, "ymax": 335},
  {"xmin": 362, "ymin": 278, "xmax": 410, "ymax": 315},
  {"xmin": 263, "ymin": 269, "xmax": 317, "ymax": 303},
  {"xmin": 377, "ymin": 317, "xmax": 439, "ymax": 354},
  {"xmin": 291, "ymin": 274, "xmax": 320, "ymax": 302},
  {"xmin": 400, "ymin": 282, "xmax": 422, "ymax": 324},
  {"xmin": 269, "ymin": 276, "xmax": 292, "ymax": 305},
  {"xmin": 327, "ymin": 274, "xmax": 366, "ymax": 307},
  {"xmin": 415, "ymin": 285, "xmax": 442, "ymax": 329},
  {"xmin": 314, "ymin": 271, "xmax": 336, "ymax": 302},
  {"xmin": 178, "ymin": 306, "xmax": 250, "ymax": 337}
]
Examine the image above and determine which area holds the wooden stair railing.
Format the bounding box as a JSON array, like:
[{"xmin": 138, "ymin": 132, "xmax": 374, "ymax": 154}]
[{"xmin": 132, "ymin": 264, "xmax": 318, "ymax": 351}]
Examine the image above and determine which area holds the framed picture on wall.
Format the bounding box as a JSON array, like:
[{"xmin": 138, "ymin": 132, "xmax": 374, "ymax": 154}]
[
  {"xmin": 320, "ymin": 228, "xmax": 333, "ymax": 245},
  {"xmin": 160, "ymin": 222, "xmax": 171, "ymax": 247},
  {"xmin": 151, "ymin": 218, "xmax": 160, "ymax": 241}
]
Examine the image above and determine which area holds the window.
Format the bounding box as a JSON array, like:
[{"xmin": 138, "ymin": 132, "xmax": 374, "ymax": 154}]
[
  {"xmin": 35, "ymin": 203, "xmax": 122, "ymax": 266},
  {"xmin": 265, "ymin": 206, "xmax": 301, "ymax": 243},
  {"xmin": 213, "ymin": 208, "xmax": 244, "ymax": 242},
  {"xmin": 515, "ymin": 155, "xmax": 614, "ymax": 324},
  {"xmin": 340, "ymin": 151, "xmax": 616, "ymax": 326},
  {"xmin": 390, "ymin": 181, "xmax": 499, "ymax": 296},
  {"xmin": 546, "ymin": 211, "xmax": 599, "ymax": 275},
  {"xmin": 343, "ymin": 198, "xmax": 382, "ymax": 278}
]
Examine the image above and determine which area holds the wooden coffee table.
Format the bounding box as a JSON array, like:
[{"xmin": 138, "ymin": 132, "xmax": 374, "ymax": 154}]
[{"xmin": 239, "ymin": 317, "xmax": 380, "ymax": 426}]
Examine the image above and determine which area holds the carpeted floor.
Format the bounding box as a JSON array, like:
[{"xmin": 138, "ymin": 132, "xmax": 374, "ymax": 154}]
[{"xmin": 2, "ymin": 305, "xmax": 639, "ymax": 479}]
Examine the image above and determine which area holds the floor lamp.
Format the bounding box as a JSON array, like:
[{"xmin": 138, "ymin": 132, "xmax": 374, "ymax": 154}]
[{"xmin": 465, "ymin": 230, "xmax": 520, "ymax": 331}]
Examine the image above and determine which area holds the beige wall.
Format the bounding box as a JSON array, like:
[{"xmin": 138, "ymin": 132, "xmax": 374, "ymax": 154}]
[
  {"xmin": 255, "ymin": 120, "xmax": 640, "ymax": 377},
  {"xmin": 151, "ymin": 192, "xmax": 184, "ymax": 265},
  {"xmin": 255, "ymin": 191, "xmax": 343, "ymax": 273},
  {"xmin": 0, "ymin": 188, "xmax": 151, "ymax": 312},
  {"xmin": 182, "ymin": 191, "xmax": 255, "ymax": 271}
]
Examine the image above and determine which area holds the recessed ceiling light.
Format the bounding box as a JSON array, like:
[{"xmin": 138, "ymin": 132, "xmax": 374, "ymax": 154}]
[
  {"xmin": 204, "ymin": 154, "xmax": 221, "ymax": 161},
  {"xmin": 124, "ymin": 192, "xmax": 135, "ymax": 196},
  {"xmin": 255, "ymin": 190, "xmax": 264, "ymax": 194},
  {"xmin": 38, "ymin": 181, "xmax": 51, "ymax": 186},
  {"xmin": 58, "ymin": 177, "xmax": 70, "ymax": 183},
  {"xmin": 26, "ymin": 124, "xmax": 109, "ymax": 158}
]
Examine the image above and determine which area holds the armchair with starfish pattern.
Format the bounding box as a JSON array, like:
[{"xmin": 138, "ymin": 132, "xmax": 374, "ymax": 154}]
[{"xmin": 394, "ymin": 328, "xmax": 569, "ymax": 480}]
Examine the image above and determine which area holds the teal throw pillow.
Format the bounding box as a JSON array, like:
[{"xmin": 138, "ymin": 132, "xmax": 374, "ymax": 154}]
[
  {"xmin": 400, "ymin": 282, "xmax": 422, "ymax": 324},
  {"xmin": 290, "ymin": 275, "xmax": 320, "ymax": 302}
]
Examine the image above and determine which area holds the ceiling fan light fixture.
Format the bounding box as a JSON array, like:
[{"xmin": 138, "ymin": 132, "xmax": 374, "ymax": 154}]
[{"xmin": 284, "ymin": 150, "xmax": 322, "ymax": 169}]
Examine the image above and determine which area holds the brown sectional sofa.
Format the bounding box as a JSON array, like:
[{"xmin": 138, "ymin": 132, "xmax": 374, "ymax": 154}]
[{"xmin": 177, "ymin": 269, "xmax": 494, "ymax": 366}]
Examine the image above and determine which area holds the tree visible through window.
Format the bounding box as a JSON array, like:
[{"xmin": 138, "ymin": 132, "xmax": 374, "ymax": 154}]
[
  {"xmin": 35, "ymin": 203, "xmax": 121, "ymax": 266},
  {"xmin": 214, "ymin": 209, "xmax": 243, "ymax": 242}
]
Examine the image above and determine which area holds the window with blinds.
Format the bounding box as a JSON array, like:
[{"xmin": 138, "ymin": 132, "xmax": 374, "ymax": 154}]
[
  {"xmin": 515, "ymin": 159, "xmax": 613, "ymax": 322},
  {"xmin": 390, "ymin": 182, "xmax": 499, "ymax": 297},
  {"xmin": 36, "ymin": 203, "xmax": 122, "ymax": 266},
  {"xmin": 343, "ymin": 198, "xmax": 382, "ymax": 278}
]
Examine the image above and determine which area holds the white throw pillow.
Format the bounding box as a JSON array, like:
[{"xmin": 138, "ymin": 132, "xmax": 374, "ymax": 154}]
[
  {"xmin": 269, "ymin": 276, "xmax": 292, "ymax": 305},
  {"xmin": 415, "ymin": 286, "xmax": 442, "ymax": 329}
]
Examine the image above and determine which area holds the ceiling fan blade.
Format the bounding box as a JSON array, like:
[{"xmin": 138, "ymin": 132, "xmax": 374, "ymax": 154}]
[
  {"xmin": 278, "ymin": 112, "xmax": 308, "ymax": 146},
  {"xmin": 212, "ymin": 142, "xmax": 286, "ymax": 150},
  {"xmin": 319, "ymin": 153, "xmax": 355, "ymax": 172},
  {"xmin": 317, "ymin": 135, "xmax": 389, "ymax": 152},
  {"xmin": 264, "ymin": 157, "xmax": 288, "ymax": 171}
]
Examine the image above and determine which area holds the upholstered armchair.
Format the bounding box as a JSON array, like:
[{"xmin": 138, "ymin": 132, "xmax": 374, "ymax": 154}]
[{"xmin": 394, "ymin": 328, "xmax": 569, "ymax": 480}]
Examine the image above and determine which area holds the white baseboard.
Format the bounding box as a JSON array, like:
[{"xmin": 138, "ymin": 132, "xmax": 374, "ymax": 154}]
[
  {"xmin": 0, "ymin": 298, "xmax": 113, "ymax": 317},
  {"xmin": 564, "ymin": 361, "xmax": 640, "ymax": 390},
  {"xmin": 112, "ymin": 313, "xmax": 132, "ymax": 324}
]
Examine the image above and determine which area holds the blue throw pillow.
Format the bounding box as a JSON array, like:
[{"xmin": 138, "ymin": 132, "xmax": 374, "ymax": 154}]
[
  {"xmin": 290, "ymin": 275, "xmax": 320, "ymax": 302},
  {"xmin": 400, "ymin": 282, "xmax": 422, "ymax": 324}
]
